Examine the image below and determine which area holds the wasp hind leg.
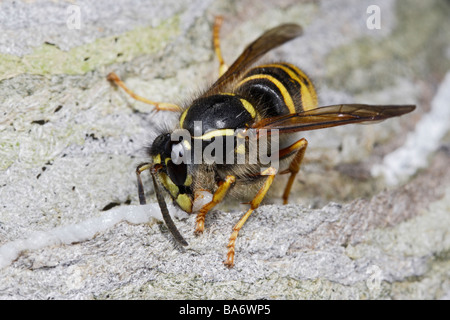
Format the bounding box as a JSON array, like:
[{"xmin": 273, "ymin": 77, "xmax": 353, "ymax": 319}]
[
  {"xmin": 107, "ymin": 72, "xmax": 182, "ymax": 112},
  {"xmin": 279, "ymin": 138, "xmax": 308, "ymax": 205},
  {"xmin": 213, "ymin": 15, "xmax": 228, "ymax": 77},
  {"xmin": 195, "ymin": 175, "xmax": 236, "ymax": 234},
  {"xmin": 225, "ymin": 167, "xmax": 277, "ymax": 268}
]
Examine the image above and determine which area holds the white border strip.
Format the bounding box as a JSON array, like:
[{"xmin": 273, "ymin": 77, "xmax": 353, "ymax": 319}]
[{"xmin": 372, "ymin": 72, "xmax": 450, "ymax": 185}]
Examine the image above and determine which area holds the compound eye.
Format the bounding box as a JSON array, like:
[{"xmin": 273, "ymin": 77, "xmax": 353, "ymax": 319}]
[{"xmin": 171, "ymin": 143, "xmax": 184, "ymax": 165}]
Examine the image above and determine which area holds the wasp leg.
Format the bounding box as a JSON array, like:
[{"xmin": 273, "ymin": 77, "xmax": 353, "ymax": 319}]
[
  {"xmin": 279, "ymin": 138, "xmax": 308, "ymax": 205},
  {"xmin": 213, "ymin": 15, "xmax": 228, "ymax": 77},
  {"xmin": 107, "ymin": 72, "xmax": 182, "ymax": 112},
  {"xmin": 195, "ymin": 175, "xmax": 236, "ymax": 234},
  {"xmin": 136, "ymin": 163, "xmax": 153, "ymax": 204},
  {"xmin": 225, "ymin": 167, "xmax": 277, "ymax": 268}
]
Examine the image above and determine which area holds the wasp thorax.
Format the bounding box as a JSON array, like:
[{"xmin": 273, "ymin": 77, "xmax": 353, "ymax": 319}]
[{"xmin": 181, "ymin": 94, "xmax": 255, "ymax": 136}]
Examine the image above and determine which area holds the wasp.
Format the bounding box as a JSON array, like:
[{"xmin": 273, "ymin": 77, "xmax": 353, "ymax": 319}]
[{"xmin": 107, "ymin": 16, "xmax": 415, "ymax": 267}]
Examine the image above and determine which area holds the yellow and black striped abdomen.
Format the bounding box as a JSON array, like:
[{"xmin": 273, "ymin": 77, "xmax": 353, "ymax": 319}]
[{"xmin": 235, "ymin": 63, "xmax": 318, "ymax": 117}]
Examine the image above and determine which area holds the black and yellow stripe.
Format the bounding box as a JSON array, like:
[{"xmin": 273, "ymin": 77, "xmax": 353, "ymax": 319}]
[{"xmin": 235, "ymin": 63, "xmax": 318, "ymax": 118}]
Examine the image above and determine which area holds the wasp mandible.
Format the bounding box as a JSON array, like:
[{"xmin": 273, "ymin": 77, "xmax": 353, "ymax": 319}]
[{"xmin": 108, "ymin": 16, "xmax": 415, "ymax": 268}]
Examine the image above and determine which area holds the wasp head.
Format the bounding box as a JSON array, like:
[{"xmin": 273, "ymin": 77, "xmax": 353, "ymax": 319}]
[{"xmin": 149, "ymin": 131, "xmax": 193, "ymax": 213}]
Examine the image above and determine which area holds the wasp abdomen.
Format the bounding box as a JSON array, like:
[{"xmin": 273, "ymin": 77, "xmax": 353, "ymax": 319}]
[{"xmin": 236, "ymin": 63, "xmax": 318, "ymax": 117}]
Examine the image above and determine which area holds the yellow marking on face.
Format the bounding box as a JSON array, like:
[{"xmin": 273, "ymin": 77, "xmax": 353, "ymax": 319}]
[
  {"xmin": 237, "ymin": 74, "xmax": 296, "ymax": 114},
  {"xmin": 153, "ymin": 154, "xmax": 161, "ymax": 164},
  {"xmin": 184, "ymin": 174, "xmax": 193, "ymax": 186},
  {"xmin": 159, "ymin": 172, "xmax": 179, "ymax": 198},
  {"xmin": 176, "ymin": 194, "xmax": 192, "ymax": 213}
]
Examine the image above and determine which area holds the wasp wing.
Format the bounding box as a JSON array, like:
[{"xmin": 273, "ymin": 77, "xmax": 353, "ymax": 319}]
[
  {"xmin": 252, "ymin": 104, "xmax": 416, "ymax": 134},
  {"xmin": 206, "ymin": 23, "xmax": 303, "ymax": 95}
]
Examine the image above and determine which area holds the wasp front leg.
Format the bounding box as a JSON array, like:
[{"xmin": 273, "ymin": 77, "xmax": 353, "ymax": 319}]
[
  {"xmin": 136, "ymin": 162, "xmax": 153, "ymax": 204},
  {"xmin": 225, "ymin": 167, "xmax": 277, "ymax": 268},
  {"xmin": 195, "ymin": 175, "xmax": 236, "ymax": 234},
  {"xmin": 107, "ymin": 72, "xmax": 182, "ymax": 112}
]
